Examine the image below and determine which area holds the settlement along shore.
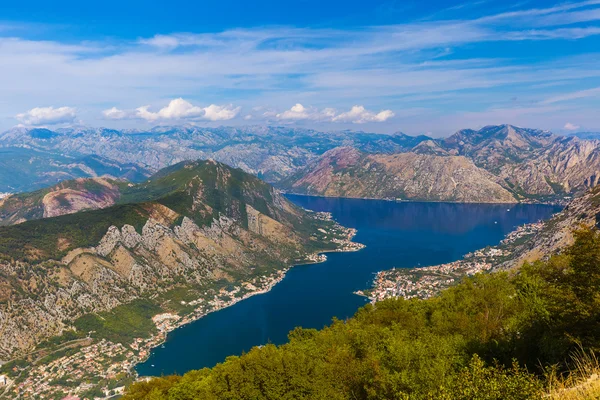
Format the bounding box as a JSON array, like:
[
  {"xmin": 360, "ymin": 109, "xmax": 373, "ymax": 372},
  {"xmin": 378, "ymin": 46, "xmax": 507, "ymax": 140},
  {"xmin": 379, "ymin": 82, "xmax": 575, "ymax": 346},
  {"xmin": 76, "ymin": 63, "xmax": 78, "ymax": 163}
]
[{"xmin": 4, "ymin": 211, "xmax": 364, "ymax": 399}]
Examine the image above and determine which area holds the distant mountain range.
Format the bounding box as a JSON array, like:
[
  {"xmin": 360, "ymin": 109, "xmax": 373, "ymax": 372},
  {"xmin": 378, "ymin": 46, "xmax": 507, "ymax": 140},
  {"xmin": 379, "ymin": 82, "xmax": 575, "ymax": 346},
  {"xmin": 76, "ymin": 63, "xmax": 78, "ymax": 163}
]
[
  {"xmin": 2, "ymin": 124, "xmax": 600, "ymax": 203},
  {"xmin": 566, "ymin": 131, "xmax": 600, "ymax": 140},
  {"xmin": 0, "ymin": 126, "xmax": 427, "ymax": 192},
  {"xmin": 283, "ymin": 125, "xmax": 600, "ymax": 203}
]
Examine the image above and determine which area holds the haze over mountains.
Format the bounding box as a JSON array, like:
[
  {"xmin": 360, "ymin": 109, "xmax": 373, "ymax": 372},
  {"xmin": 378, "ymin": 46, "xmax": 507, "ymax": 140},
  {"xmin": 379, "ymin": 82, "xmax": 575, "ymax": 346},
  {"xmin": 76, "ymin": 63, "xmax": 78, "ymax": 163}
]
[{"xmin": 2, "ymin": 124, "xmax": 600, "ymax": 203}]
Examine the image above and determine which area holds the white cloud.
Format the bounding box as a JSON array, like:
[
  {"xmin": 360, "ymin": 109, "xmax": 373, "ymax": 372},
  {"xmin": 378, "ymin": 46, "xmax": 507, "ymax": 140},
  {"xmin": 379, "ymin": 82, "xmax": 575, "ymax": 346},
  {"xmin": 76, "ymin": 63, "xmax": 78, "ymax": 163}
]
[
  {"xmin": 202, "ymin": 104, "xmax": 241, "ymax": 121},
  {"xmin": 102, "ymin": 107, "xmax": 128, "ymax": 120},
  {"xmin": 276, "ymin": 104, "xmax": 394, "ymax": 124},
  {"xmin": 103, "ymin": 99, "xmax": 240, "ymax": 122},
  {"xmin": 136, "ymin": 98, "xmax": 204, "ymax": 121},
  {"xmin": 564, "ymin": 122, "xmax": 580, "ymax": 131},
  {"xmin": 15, "ymin": 106, "xmax": 76, "ymax": 125},
  {"xmin": 332, "ymin": 106, "xmax": 395, "ymax": 123},
  {"xmin": 276, "ymin": 104, "xmax": 315, "ymax": 120}
]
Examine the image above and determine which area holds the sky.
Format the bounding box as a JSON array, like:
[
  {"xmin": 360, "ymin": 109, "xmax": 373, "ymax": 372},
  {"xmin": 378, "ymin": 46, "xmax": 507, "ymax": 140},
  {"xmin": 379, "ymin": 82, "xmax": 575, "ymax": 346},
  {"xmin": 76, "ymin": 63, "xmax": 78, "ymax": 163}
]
[{"xmin": 0, "ymin": 0, "xmax": 599, "ymax": 136}]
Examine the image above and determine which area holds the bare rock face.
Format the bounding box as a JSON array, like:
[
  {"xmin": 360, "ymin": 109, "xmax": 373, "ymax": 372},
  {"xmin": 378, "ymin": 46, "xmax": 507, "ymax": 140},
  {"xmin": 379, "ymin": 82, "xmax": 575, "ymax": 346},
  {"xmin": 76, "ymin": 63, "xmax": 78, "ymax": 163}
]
[
  {"xmin": 41, "ymin": 178, "xmax": 121, "ymax": 218},
  {"xmin": 283, "ymin": 147, "xmax": 516, "ymax": 203},
  {"xmin": 0, "ymin": 177, "xmax": 122, "ymax": 226},
  {"xmin": 0, "ymin": 160, "xmax": 333, "ymax": 360},
  {"xmin": 441, "ymin": 125, "xmax": 600, "ymax": 199}
]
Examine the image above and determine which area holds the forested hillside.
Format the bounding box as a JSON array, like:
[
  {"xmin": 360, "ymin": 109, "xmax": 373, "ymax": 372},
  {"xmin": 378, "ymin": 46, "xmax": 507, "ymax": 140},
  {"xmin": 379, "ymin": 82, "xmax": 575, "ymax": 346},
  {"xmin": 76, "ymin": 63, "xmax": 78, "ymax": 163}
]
[{"xmin": 123, "ymin": 228, "xmax": 600, "ymax": 399}]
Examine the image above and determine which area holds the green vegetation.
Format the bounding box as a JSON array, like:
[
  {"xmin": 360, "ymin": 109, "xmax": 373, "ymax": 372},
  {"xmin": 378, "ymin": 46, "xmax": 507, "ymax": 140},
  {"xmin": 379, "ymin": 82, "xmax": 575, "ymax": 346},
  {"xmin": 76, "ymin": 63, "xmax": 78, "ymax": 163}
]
[
  {"xmin": 124, "ymin": 228, "xmax": 600, "ymax": 399},
  {"xmin": 0, "ymin": 159, "xmax": 326, "ymax": 262},
  {"xmin": 0, "ymin": 203, "xmax": 150, "ymax": 262},
  {"xmin": 73, "ymin": 299, "xmax": 162, "ymax": 344}
]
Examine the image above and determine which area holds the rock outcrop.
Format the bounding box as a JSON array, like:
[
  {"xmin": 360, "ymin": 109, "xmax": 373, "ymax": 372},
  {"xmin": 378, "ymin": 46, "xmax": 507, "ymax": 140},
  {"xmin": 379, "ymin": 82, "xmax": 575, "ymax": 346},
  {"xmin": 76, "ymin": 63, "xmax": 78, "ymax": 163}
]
[
  {"xmin": 0, "ymin": 160, "xmax": 342, "ymax": 360},
  {"xmin": 281, "ymin": 147, "xmax": 516, "ymax": 203}
]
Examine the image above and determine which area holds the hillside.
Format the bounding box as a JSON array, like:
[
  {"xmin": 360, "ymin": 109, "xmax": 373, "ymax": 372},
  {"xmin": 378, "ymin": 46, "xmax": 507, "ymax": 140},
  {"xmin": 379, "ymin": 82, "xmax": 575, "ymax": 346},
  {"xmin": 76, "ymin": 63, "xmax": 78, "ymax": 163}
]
[
  {"xmin": 0, "ymin": 177, "xmax": 127, "ymax": 226},
  {"xmin": 280, "ymin": 147, "xmax": 517, "ymax": 203},
  {"xmin": 122, "ymin": 228, "xmax": 600, "ymax": 400},
  {"xmin": 0, "ymin": 160, "xmax": 355, "ymax": 365}
]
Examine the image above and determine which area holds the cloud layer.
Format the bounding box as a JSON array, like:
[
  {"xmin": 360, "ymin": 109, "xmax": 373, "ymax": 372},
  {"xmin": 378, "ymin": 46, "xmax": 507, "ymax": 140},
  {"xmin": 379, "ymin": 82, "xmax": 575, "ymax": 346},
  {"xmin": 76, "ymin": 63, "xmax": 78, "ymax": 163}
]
[
  {"xmin": 103, "ymin": 99, "xmax": 241, "ymax": 122},
  {"xmin": 273, "ymin": 104, "xmax": 394, "ymax": 124},
  {"xmin": 15, "ymin": 106, "xmax": 76, "ymax": 126}
]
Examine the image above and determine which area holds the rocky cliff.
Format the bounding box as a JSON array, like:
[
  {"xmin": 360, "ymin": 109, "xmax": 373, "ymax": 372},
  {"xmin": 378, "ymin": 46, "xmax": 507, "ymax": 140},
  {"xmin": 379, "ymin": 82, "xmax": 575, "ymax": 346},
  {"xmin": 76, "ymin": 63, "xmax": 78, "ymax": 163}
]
[
  {"xmin": 0, "ymin": 178, "xmax": 125, "ymax": 226},
  {"xmin": 283, "ymin": 125, "xmax": 600, "ymax": 203},
  {"xmin": 500, "ymin": 186, "xmax": 600, "ymax": 268},
  {"xmin": 281, "ymin": 147, "xmax": 517, "ymax": 203},
  {"xmin": 0, "ymin": 160, "xmax": 345, "ymax": 360}
]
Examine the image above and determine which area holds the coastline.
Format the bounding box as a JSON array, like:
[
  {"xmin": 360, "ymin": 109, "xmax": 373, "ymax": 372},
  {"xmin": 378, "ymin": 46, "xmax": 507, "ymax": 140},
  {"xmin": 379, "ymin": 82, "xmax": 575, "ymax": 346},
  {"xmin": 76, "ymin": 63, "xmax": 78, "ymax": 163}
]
[
  {"xmin": 284, "ymin": 191, "xmax": 565, "ymax": 206},
  {"xmin": 361, "ymin": 219, "xmax": 550, "ymax": 303},
  {"xmin": 132, "ymin": 228, "xmax": 365, "ymax": 378},
  {"xmin": 5, "ymin": 212, "xmax": 364, "ymax": 399}
]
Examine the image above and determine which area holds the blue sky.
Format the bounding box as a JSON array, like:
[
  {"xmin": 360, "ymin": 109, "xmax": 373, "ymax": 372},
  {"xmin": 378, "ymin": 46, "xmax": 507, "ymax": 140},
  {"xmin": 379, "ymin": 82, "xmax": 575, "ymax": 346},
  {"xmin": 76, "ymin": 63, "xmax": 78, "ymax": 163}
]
[{"xmin": 0, "ymin": 0, "xmax": 599, "ymax": 136}]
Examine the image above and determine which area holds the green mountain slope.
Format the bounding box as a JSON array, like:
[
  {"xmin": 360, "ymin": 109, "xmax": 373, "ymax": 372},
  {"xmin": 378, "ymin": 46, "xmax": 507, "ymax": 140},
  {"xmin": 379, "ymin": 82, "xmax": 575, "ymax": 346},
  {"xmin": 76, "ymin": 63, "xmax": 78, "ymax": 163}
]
[
  {"xmin": 122, "ymin": 229, "xmax": 600, "ymax": 400},
  {"xmin": 0, "ymin": 159, "xmax": 356, "ymax": 366}
]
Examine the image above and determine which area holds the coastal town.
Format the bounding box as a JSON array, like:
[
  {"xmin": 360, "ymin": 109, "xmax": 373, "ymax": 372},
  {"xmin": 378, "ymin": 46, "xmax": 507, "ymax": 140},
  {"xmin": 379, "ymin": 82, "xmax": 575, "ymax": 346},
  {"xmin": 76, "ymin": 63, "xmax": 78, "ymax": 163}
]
[
  {"xmin": 0, "ymin": 212, "xmax": 364, "ymax": 400},
  {"xmin": 1, "ymin": 269, "xmax": 291, "ymax": 399},
  {"xmin": 360, "ymin": 221, "xmax": 546, "ymax": 302}
]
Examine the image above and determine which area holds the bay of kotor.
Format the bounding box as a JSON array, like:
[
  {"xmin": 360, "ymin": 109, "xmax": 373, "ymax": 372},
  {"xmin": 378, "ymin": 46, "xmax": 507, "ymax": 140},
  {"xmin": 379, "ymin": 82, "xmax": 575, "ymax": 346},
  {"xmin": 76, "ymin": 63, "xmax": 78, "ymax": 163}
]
[{"xmin": 136, "ymin": 196, "xmax": 561, "ymax": 376}]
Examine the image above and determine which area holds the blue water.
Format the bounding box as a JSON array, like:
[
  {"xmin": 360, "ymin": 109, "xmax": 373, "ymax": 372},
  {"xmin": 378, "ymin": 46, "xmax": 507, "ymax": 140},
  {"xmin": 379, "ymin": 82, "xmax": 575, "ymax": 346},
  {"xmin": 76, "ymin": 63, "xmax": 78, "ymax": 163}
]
[{"xmin": 136, "ymin": 197, "xmax": 561, "ymax": 376}]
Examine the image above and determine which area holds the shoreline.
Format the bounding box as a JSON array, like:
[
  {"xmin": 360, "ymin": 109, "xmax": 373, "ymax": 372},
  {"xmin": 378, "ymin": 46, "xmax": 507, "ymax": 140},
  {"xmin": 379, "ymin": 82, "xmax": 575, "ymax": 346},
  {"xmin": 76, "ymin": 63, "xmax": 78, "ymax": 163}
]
[
  {"xmin": 284, "ymin": 192, "xmax": 565, "ymax": 206},
  {"xmin": 6, "ymin": 211, "xmax": 365, "ymax": 399},
  {"xmin": 132, "ymin": 221, "xmax": 365, "ymax": 378}
]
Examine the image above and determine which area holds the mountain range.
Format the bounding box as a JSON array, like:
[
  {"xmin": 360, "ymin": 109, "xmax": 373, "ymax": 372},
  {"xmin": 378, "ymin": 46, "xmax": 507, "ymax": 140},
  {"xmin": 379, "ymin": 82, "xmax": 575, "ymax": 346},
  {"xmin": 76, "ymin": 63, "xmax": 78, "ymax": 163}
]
[
  {"xmin": 0, "ymin": 160, "xmax": 349, "ymax": 360},
  {"xmin": 2, "ymin": 124, "xmax": 600, "ymax": 203},
  {"xmin": 283, "ymin": 125, "xmax": 600, "ymax": 203}
]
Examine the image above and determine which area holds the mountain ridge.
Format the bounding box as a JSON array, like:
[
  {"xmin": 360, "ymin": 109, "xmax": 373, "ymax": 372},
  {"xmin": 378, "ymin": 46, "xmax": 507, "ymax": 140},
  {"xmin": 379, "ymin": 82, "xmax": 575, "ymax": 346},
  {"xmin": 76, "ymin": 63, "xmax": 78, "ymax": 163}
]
[{"xmin": 0, "ymin": 159, "xmax": 354, "ymax": 362}]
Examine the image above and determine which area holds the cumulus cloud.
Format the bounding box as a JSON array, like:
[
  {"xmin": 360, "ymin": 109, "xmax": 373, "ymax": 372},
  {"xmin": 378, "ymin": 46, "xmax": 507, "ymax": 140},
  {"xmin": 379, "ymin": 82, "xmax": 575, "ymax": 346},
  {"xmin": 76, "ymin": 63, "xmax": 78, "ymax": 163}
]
[
  {"xmin": 564, "ymin": 122, "xmax": 580, "ymax": 131},
  {"xmin": 332, "ymin": 106, "xmax": 395, "ymax": 123},
  {"xmin": 275, "ymin": 104, "xmax": 394, "ymax": 124},
  {"xmin": 15, "ymin": 106, "xmax": 76, "ymax": 125},
  {"xmin": 102, "ymin": 107, "xmax": 129, "ymax": 120},
  {"xmin": 203, "ymin": 104, "xmax": 241, "ymax": 121},
  {"xmin": 102, "ymin": 98, "xmax": 241, "ymax": 122},
  {"xmin": 276, "ymin": 104, "xmax": 314, "ymax": 120},
  {"xmin": 136, "ymin": 98, "xmax": 205, "ymax": 121}
]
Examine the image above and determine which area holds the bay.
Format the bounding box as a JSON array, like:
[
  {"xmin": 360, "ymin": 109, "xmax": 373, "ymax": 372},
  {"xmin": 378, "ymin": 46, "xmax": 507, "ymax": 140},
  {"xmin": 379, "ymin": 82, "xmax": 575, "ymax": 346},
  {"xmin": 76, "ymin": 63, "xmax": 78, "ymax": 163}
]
[{"xmin": 136, "ymin": 196, "xmax": 561, "ymax": 376}]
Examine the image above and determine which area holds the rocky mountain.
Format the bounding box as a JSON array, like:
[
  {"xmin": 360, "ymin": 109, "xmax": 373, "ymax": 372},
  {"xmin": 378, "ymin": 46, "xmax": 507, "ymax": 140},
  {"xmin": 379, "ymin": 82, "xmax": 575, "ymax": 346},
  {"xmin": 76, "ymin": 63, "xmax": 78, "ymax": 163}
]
[
  {"xmin": 0, "ymin": 160, "xmax": 349, "ymax": 360},
  {"xmin": 284, "ymin": 125, "xmax": 600, "ymax": 203},
  {"xmin": 441, "ymin": 125, "xmax": 600, "ymax": 199},
  {"xmin": 280, "ymin": 147, "xmax": 516, "ymax": 203},
  {"xmin": 0, "ymin": 178, "xmax": 127, "ymax": 226},
  {"xmin": 441, "ymin": 125, "xmax": 555, "ymax": 173},
  {"xmin": 0, "ymin": 126, "xmax": 429, "ymax": 192},
  {"xmin": 566, "ymin": 132, "xmax": 600, "ymax": 140},
  {"xmin": 4, "ymin": 124, "xmax": 600, "ymax": 203}
]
